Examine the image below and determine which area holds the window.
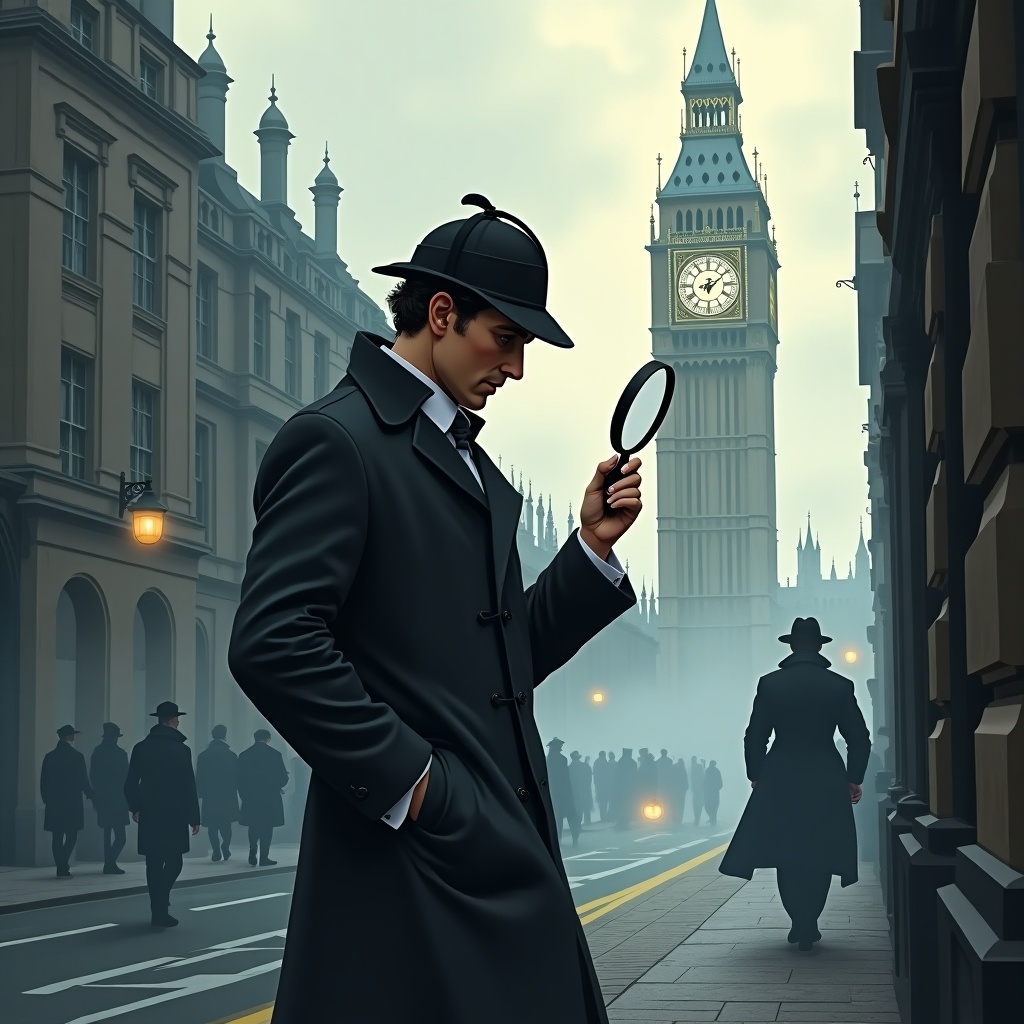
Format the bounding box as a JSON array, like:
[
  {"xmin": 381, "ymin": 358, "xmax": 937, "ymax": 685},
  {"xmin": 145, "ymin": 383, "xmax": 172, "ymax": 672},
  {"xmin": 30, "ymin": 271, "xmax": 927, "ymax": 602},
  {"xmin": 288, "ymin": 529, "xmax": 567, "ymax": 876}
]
[
  {"xmin": 133, "ymin": 196, "xmax": 159, "ymax": 312},
  {"xmin": 285, "ymin": 310, "xmax": 300, "ymax": 398},
  {"xmin": 253, "ymin": 290, "xmax": 270, "ymax": 379},
  {"xmin": 60, "ymin": 349, "xmax": 88, "ymax": 480},
  {"xmin": 313, "ymin": 333, "xmax": 329, "ymax": 399},
  {"xmin": 62, "ymin": 148, "xmax": 92, "ymax": 277},
  {"xmin": 195, "ymin": 420, "xmax": 211, "ymax": 528},
  {"xmin": 70, "ymin": 4, "xmax": 95, "ymax": 51},
  {"xmin": 196, "ymin": 266, "xmax": 216, "ymax": 360},
  {"xmin": 130, "ymin": 381, "xmax": 155, "ymax": 483},
  {"xmin": 139, "ymin": 53, "xmax": 161, "ymax": 100}
]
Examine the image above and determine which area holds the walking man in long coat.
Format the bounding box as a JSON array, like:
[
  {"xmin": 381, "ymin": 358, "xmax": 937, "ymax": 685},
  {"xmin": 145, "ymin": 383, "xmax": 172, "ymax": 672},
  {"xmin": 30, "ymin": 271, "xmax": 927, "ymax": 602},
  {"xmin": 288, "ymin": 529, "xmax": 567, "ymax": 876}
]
[
  {"xmin": 228, "ymin": 194, "xmax": 644, "ymax": 1024},
  {"xmin": 614, "ymin": 748, "xmax": 638, "ymax": 831},
  {"xmin": 237, "ymin": 729, "xmax": 289, "ymax": 866},
  {"xmin": 124, "ymin": 701, "xmax": 200, "ymax": 927},
  {"xmin": 568, "ymin": 749, "xmax": 591, "ymax": 829},
  {"xmin": 655, "ymin": 748, "xmax": 674, "ymax": 825},
  {"xmin": 195, "ymin": 724, "xmax": 239, "ymax": 861},
  {"xmin": 704, "ymin": 760, "xmax": 723, "ymax": 825},
  {"xmin": 720, "ymin": 617, "xmax": 871, "ymax": 950},
  {"xmin": 603, "ymin": 750, "xmax": 617, "ymax": 821},
  {"xmin": 89, "ymin": 722, "xmax": 130, "ymax": 874},
  {"xmin": 40, "ymin": 725, "xmax": 92, "ymax": 877},
  {"xmin": 593, "ymin": 751, "xmax": 610, "ymax": 821}
]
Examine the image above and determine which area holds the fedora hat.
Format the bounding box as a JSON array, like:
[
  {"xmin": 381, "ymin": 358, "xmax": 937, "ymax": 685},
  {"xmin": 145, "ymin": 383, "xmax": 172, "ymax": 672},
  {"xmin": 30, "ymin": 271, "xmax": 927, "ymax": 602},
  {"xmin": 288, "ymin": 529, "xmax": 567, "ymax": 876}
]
[
  {"xmin": 372, "ymin": 194, "xmax": 574, "ymax": 349},
  {"xmin": 778, "ymin": 616, "xmax": 833, "ymax": 646},
  {"xmin": 102, "ymin": 722, "xmax": 123, "ymax": 738},
  {"xmin": 56, "ymin": 724, "xmax": 80, "ymax": 739},
  {"xmin": 150, "ymin": 700, "xmax": 186, "ymax": 719},
  {"xmin": 546, "ymin": 737, "xmax": 565, "ymax": 748}
]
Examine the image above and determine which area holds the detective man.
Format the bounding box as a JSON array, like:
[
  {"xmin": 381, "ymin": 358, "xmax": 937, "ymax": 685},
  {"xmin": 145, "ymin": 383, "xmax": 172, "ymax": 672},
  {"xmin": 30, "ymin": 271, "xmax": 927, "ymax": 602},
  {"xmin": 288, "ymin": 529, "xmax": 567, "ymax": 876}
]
[
  {"xmin": 229, "ymin": 194, "xmax": 644, "ymax": 1023},
  {"xmin": 40, "ymin": 725, "xmax": 92, "ymax": 878},
  {"xmin": 124, "ymin": 701, "xmax": 201, "ymax": 928},
  {"xmin": 719, "ymin": 617, "xmax": 871, "ymax": 951}
]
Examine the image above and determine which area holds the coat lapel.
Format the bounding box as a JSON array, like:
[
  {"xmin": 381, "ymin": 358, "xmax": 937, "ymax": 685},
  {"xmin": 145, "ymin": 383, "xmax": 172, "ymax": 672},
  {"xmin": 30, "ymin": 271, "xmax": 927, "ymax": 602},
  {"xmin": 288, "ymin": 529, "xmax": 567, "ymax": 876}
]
[
  {"xmin": 476, "ymin": 447, "xmax": 523, "ymax": 606},
  {"xmin": 412, "ymin": 414, "xmax": 488, "ymax": 510}
]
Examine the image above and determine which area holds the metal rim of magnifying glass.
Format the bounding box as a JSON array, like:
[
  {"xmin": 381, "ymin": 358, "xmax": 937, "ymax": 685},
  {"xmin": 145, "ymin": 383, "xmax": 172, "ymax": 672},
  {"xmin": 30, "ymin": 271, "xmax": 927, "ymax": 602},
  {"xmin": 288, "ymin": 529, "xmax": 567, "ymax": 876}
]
[{"xmin": 610, "ymin": 360, "xmax": 676, "ymax": 455}]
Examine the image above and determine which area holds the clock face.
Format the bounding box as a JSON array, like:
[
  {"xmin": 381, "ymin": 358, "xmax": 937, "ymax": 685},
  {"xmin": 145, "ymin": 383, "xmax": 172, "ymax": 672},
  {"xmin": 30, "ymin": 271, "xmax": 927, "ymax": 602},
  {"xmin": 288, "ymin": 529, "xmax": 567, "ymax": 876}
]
[{"xmin": 677, "ymin": 254, "xmax": 740, "ymax": 317}]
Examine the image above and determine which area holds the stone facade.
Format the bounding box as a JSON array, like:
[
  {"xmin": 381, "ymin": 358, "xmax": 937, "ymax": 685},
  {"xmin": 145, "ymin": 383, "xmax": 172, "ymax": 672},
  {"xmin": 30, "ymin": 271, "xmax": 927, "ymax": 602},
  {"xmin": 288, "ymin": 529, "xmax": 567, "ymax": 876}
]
[{"xmin": 869, "ymin": 0, "xmax": 1024, "ymax": 1020}]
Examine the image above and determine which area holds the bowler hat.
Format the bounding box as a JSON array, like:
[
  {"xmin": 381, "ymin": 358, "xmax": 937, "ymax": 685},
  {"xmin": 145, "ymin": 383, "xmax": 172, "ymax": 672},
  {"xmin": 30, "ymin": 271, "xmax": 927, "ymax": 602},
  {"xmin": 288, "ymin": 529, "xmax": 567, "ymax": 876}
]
[
  {"xmin": 56, "ymin": 724, "xmax": 80, "ymax": 739},
  {"xmin": 372, "ymin": 194, "xmax": 574, "ymax": 349},
  {"xmin": 778, "ymin": 616, "xmax": 833, "ymax": 646},
  {"xmin": 254, "ymin": 729, "xmax": 271, "ymax": 742},
  {"xmin": 102, "ymin": 722, "xmax": 123, "ymax": 738},
  {"xmin": 150, "ymin": 700, "xmax": 186, "ymax": 719}
]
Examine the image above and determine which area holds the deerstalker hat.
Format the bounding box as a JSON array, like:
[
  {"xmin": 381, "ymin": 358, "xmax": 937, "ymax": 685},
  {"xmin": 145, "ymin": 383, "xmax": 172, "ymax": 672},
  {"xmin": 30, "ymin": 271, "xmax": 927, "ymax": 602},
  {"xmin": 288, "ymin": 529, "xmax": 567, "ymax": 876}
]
[
  {"xmin": 778, "ymin": 616, "xmax": 833, "ymax": 645},
  {"xmin": 372, "ymin": 194, "xmax": 574, "ymax": 349}
]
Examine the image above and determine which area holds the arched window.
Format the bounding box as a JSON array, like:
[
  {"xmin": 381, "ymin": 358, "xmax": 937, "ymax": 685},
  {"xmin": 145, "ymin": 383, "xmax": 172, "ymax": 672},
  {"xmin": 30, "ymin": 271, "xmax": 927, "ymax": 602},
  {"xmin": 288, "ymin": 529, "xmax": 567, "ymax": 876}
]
[
  {"xmin": 737, "ymin": 206, "xmax": 744, "ymax": 229},
  {"xmin": 200, "ymin": 200, "xmax": 209, "ymax": 225},
  {"xmin": 716, "ymin": 208, "xmax": 724, "ymax": 230},
  {"xmin": 686, "ymin": 210, "xmax": 693, "ymax": 231},
  {"xmin": 210, "ymin": 209, "xmax": 219, "ymax": 232},
  {"xmin": 707, "ymin": 208, "xmax": 713, "ymax": 227},
  {"xmin": 696, "ymin": 209, "xmax": 704, "ymax": 230},
  {"xmin": 675, "ymin": 210, "xmax": 683, "ymax": 232},
  {"xmin": 727, "ymin": 207, "xmax": 734, "ymax": 229}
]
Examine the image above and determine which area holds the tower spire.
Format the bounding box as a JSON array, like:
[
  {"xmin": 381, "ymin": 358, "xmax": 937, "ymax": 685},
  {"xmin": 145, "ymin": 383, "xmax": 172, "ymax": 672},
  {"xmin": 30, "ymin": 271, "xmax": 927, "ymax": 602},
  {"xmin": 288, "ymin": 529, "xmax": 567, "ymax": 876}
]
[{"xmin": 683, "ymin": 0, "xmax": 736, "ymax": 89}]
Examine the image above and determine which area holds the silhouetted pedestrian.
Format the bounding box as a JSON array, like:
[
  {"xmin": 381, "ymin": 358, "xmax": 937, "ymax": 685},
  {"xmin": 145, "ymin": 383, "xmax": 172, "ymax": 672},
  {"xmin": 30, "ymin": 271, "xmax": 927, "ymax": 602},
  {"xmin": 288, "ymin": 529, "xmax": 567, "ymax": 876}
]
[
  {"xmin": 41, "ymin": 725, "xmax": 92, "ymax": 878},
  {"xmin": 613, "ymin": 748, "xmax": 638, "ymax": 831},
  {"xmin": 238, "ymin": 729, "xmax": 289, "ymax": 866},
  {"xmin": 720, "ymin": 617, "xmax": 871, "ymax": 951},
  {"xmin": 636, "ymin": 748, "xmax": 656, "ymax": 803},
  {"xmin": 704, "ymin": 760, "xmax": 723, "ymax": 825},
  {"xmin": 582, "ymin": 755, "xmax": 594, "ymax": 825},
  {"xmin": 568, "ymin": 750, "xmax": 592, "ymax": 827},
  {"xmin": 89, "ymin": 722, "xmax": 129, "ymax": 874},
  {"xmin": 655, "ymin": 748, "xmax": 674, "ymax": 824},
  {"xmin": 124, "ymin": 701, "xmax": 200, "ymax": 928},
  {"xmin": 593, "ymin": 751, "xmax": 611, "ymax": 821},
  {"xmin": 690, "ymin": 756, "xmax": 705, "ymax": 825},
  {"xmin": 196, "ymin": 724, "xmax": 239, "ymax": 862},
  {"xmin": 673, "ymin": 758, "xmax": 689, "ymax": 829},
  {"xmin": 546, "ymin": 738, "xmax": 579, "ymax": 847}
]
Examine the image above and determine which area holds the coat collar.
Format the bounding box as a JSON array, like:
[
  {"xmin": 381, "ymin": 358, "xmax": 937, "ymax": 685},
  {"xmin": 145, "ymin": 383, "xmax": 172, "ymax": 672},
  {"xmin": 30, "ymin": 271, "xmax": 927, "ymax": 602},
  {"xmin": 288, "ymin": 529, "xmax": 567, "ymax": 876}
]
[
  {"xmin": 148, "ymin": 723, "xmax": 186, "ymax": 742},
  {"xmin": 778, "ymin": 649, "xmax": 832, "ymax": 669},
  {"xmin": 345, "ymin": 331, "xmax": 523, "ymax": 605}
]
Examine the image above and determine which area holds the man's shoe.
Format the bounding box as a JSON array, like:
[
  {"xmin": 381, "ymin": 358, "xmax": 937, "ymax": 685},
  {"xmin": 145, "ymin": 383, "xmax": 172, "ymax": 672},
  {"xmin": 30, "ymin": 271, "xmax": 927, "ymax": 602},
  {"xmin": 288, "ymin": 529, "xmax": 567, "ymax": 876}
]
[
  {"xmin": 248, "ymin": 851, "xmax": 258, "ymax": 866},
  {"xmin": 211, "ymin": 851, "xmax": 222, "ymax": 862},
  {"xmin": 222, "ymin": 845, "xmax": 231, "ymax": 861},
  {"xmin": 56, "ymin": 869, "xmax": 71, "ymax": 878},
  {"xmin": 259, "ymin": 858, "xmax": 277, "ymax": 866},
  {"xmin": 151, "ymin": 914, "xmax": 179, "ymax": 928},
  {"xmin": 103, "ymin": 864, "xmax": 125, "ymax": 875},
  {"xmin": 798, "ymin": 937, "xmax": 813, "ymax": 952}
]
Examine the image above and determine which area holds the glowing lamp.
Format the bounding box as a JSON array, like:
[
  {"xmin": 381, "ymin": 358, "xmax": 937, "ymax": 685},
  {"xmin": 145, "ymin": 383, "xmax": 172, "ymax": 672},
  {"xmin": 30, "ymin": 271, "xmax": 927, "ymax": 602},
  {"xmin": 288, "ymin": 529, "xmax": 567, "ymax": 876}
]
[
  {"xmin": 642, "ymin": 801, "xmax": 663, "ymax": 821},
  {"xmin": 592, "ymin": 691, "xmax": 605, "ymax": 704},
  {"xmin": 843, "ymin": 649, "xmax": 858, "ymax": 665},
  {"xmin": 119, "ymin": 473, "xmax": 167, "ymax": 545}
]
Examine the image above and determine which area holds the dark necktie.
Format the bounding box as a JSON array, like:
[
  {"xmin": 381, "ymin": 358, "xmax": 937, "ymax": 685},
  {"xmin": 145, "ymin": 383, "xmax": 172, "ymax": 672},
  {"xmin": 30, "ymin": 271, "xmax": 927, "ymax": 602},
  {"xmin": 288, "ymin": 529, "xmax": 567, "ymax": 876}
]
[{"xmin": 450, "ymin": 410, "xmax": 473, "ymax": 452}]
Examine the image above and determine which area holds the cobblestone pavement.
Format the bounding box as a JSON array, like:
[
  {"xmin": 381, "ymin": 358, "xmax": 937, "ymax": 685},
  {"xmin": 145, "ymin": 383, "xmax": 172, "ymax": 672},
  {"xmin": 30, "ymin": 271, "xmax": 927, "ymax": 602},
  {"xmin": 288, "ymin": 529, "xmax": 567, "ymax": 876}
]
[{"xmin": 588, "ymin": 856, "xmax": 897, "ymax": 1024}]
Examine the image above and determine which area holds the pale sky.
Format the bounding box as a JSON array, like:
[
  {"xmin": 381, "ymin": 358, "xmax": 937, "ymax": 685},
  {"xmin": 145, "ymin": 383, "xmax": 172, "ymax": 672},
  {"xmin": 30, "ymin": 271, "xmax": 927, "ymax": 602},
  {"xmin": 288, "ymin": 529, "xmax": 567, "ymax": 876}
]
[{"xmin": 175, "ymin": 0, "xmax": 872, "ymax": 591}]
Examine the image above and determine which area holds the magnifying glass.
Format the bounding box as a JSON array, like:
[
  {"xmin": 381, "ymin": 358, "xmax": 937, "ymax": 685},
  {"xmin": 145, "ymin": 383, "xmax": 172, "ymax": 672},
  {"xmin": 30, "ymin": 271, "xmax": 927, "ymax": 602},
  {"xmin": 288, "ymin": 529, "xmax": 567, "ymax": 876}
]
[{"xmin": 604, "ymin": 361, "xmax": 675, "ymax": 510}]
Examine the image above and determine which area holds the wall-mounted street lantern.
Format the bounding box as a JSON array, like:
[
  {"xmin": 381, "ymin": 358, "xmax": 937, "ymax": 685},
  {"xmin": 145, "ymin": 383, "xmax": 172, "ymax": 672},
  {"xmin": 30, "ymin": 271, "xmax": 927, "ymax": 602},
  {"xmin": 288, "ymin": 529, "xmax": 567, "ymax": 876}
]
[{"xmin": 118, "ymin": 472, "xmax": 167, "ymax": 545}]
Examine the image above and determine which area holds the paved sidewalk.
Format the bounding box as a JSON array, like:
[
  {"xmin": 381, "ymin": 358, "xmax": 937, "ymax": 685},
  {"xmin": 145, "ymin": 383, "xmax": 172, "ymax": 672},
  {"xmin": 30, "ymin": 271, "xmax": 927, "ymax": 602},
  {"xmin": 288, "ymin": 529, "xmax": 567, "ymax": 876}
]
[
  {"xmin": 589, "ymin": 856, "xmax": 897, "ymax": 1024},
  {"xmin": 0, "ymin": 843, "xmax": 300, "ymax": 914}
]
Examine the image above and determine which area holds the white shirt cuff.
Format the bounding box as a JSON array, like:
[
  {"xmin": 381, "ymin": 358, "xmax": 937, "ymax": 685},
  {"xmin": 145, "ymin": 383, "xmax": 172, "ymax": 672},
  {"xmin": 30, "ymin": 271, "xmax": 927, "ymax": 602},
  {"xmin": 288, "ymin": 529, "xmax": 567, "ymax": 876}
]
[
  {"xmin": 576, "ymin": 531, "xmax": 625, "ymax": 587},
  {"xmin": 381, "ymin": 755, "xmax": 432, "ymax": 829}
]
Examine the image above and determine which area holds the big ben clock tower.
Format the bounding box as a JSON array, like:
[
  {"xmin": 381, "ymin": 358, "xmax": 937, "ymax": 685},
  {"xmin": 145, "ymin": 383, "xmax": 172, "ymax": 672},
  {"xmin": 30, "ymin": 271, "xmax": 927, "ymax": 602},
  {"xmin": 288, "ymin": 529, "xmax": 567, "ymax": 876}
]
[{"xmin": 650, "ymin": 0, "xmax": 780, "ymax": 754}]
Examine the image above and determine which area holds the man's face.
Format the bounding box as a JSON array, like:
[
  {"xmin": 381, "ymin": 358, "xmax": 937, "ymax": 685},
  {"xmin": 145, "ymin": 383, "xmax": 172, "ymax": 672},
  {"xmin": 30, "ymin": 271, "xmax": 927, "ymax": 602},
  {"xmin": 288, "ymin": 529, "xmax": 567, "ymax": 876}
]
[{"xmin": 431, "ymin": 302, "xmax": 532, "ymax": 411}]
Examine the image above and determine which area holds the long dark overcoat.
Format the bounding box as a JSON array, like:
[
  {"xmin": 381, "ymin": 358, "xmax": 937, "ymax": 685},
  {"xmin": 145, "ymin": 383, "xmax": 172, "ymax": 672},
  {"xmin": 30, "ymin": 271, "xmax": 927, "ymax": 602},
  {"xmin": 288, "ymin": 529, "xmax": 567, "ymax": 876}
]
[
  {"xmin": 89, "ymin": 739, "xmax": 129, "ymax": 828},
  {"xmin": 123, "ymin": 725, "xmax": 201, "ymax": 856},
  {"xmin": 228, "ymin": 331, "xmax": 635, "ymax": 1024},
  {"xmin": 237, "ymin": 742, "xmax": 288, "ymax": 828},
  {"xmin": 40, "ymin": 741, "xmax": 92, "ymax": 832},
  {"xmin": 719, "ymin": 650, "xmax": 871, "ymax": 887},
  {"xmin": 195, "ymin": 739, "xmax": 240, "ymax": 826}
]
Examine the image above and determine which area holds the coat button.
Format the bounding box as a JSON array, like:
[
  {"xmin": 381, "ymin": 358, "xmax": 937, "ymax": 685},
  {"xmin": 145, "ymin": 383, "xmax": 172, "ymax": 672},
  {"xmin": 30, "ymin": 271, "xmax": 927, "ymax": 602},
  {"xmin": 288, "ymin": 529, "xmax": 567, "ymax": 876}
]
[
  {"xmin": 502, "ymin": 609, "xmax": 513, "ymax": 622},
  {"xmin": 490, "ymin": 693, "xmax": 502, "ymax": 707},
  {"xmin": 540, "ymin": 779, "xmax": 548, "ymax": 788},
  {"xmin": 351, "ymin": 785, "xmax": 368, "ymax": 800},
  {"xmin": 516, "ymin": 786, "xmax": 529, "ymax": 802},
  {"xmin": 516, "ymin": 691, "xmax": 527, "ymax": 704}
]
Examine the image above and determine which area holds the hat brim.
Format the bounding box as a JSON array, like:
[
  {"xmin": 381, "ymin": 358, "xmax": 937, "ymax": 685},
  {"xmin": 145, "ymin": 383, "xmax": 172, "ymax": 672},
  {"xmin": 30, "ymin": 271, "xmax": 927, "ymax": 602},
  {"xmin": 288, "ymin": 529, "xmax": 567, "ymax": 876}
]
[
  {"xmin": 371, "ymin": 263, "xmax": 574, "ymax": 349},
  {"xmin": 149, "ymin": 710, "xmax": 186, "ymax": 716},
  {"xmin": 778, "ymin": 634, "xmax": 833, "ymax": 644}
]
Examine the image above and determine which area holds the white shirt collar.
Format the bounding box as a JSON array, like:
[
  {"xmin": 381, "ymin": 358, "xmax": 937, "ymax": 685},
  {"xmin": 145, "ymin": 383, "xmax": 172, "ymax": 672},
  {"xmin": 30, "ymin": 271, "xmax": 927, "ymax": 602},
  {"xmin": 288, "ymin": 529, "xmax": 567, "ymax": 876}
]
[{"xmin": 380, "ymin": 342, "xmax": 461, "ymax": 434}]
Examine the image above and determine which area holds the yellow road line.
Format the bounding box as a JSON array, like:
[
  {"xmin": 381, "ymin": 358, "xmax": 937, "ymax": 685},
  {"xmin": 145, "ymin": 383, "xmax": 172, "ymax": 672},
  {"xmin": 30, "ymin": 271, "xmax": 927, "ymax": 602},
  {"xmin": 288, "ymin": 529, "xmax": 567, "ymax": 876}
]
[{"xmin": 213, "ymin": 844, "xmax": 729, "ymax": 1023}]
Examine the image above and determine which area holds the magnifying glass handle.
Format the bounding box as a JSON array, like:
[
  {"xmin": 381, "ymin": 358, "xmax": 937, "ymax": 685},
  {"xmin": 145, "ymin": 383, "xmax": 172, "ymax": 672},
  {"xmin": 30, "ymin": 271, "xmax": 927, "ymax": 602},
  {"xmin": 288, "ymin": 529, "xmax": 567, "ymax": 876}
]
[{"xmin": 603, "ymin": 453, "xmax": 628, "ymax": 511}]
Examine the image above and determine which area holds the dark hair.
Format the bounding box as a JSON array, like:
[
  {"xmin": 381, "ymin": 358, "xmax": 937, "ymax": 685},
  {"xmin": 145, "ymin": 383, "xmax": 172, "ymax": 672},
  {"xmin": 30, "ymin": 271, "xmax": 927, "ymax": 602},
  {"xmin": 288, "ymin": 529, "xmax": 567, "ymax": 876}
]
[{"xmin": 385, "ymin": 275, "xmax": 493, "ymax": 337}]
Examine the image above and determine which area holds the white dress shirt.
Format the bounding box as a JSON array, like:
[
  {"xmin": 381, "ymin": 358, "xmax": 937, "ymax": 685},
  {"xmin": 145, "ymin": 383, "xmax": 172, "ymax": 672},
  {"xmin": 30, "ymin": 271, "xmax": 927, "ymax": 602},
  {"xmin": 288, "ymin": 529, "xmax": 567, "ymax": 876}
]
[{"xmin": 378, "ymin": 342, "xmax": 626, "ymax": 828}]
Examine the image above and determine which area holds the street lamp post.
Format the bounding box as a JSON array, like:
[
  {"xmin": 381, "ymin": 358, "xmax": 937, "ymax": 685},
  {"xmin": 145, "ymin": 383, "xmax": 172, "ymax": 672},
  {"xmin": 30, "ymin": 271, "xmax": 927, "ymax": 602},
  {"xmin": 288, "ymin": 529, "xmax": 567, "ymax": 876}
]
[{"xmin": 118, "ymin": 472, "xmax": 168, "ymax": 545}]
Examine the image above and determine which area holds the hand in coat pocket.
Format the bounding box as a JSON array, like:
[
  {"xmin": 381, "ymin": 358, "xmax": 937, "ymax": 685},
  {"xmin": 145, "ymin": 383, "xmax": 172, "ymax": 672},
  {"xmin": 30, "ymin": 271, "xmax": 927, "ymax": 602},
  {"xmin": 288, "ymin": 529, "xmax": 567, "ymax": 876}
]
[{"xmin": 408, "ymin": 749, "xmax": 451, "ymax": 833}]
